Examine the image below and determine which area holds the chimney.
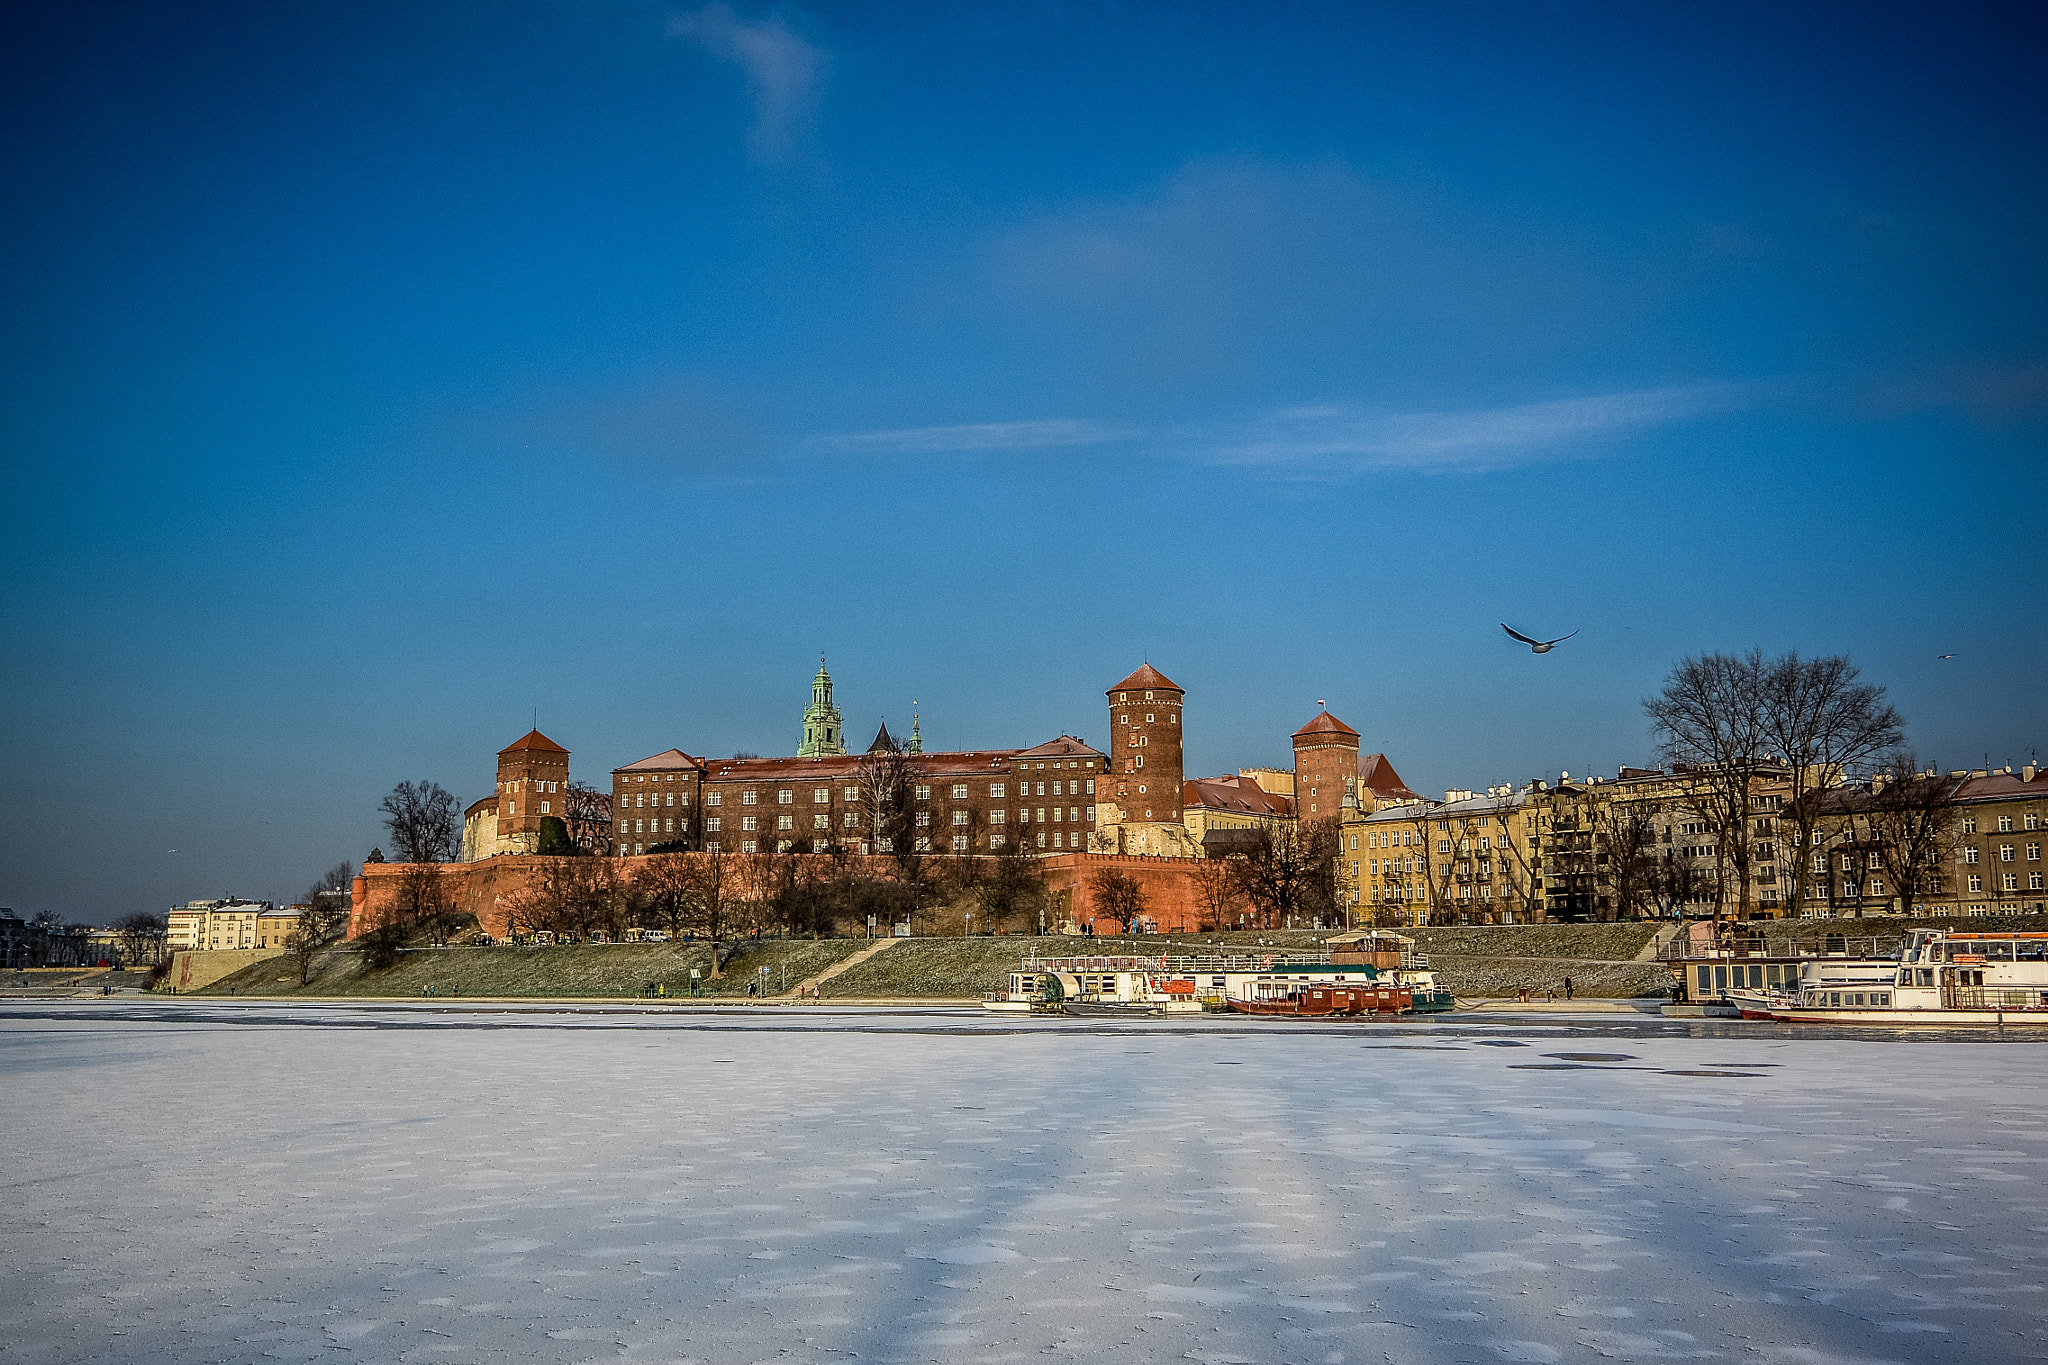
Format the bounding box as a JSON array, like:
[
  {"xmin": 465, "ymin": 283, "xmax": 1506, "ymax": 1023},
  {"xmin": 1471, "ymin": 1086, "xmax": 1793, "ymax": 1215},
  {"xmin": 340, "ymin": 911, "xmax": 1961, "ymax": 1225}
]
[{"xmin": 2027, "ymin": 765, "xmax": 2038, "ymax": 783}]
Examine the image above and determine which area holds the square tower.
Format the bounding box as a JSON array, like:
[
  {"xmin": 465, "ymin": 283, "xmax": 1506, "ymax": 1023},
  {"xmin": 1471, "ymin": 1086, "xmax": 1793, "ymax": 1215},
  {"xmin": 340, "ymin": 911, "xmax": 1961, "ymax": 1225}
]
[{"xmin": 495, "ymin": 730, "xmax": 570, "ymax": 853}]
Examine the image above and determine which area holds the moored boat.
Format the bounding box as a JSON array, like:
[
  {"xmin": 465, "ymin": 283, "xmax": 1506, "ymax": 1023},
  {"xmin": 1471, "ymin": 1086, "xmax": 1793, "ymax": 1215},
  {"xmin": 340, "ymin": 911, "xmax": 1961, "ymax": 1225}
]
[{"xmin": 1773, "ymin": 928, "xmax": 2048, "ymax": 1025}]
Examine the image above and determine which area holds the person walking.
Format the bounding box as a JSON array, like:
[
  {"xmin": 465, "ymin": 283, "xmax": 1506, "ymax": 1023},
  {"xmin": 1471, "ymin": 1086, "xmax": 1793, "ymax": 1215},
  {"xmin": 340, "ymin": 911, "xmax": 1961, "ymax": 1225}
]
[{"xmin": 1562, "ymin": 976, "xmax": 1574, "ymax": 1001}]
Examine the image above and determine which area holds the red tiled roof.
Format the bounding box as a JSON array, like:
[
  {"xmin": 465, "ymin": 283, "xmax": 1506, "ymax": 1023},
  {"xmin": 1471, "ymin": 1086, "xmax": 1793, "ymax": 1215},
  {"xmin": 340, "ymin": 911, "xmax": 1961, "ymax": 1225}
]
[
  {"xmin": 614, "ymin": 749, "xmax": 705, "ymax": 773},
  {"xmin": 499, "ymin": 729, "xmax": 567, "ymax": 754},
  {"xmin": 1956, "ymin": 769, "xmax": 2048, "ymax": 801},
  {"xmin": 1182, "ymin": 773, "xmax": 1296, "ymax": 818},
  {"xmin": 1107, "ymin": 663, "xmax": 1182, "ymax": 695},
  {"xmin": 701, "ymin": 749, "xmax": 1027, "ymax": 782},
  {"xmin": 1293, "ymin": 710, "xmax": 1360, "ymax": 740},
  {"xmin": 1013, "ymin": 735, "xmax": 1107, "ymax": 761},
  {"xmin": 1358, "ymin": 752, "xmax": 1420, "ymax": 800}
]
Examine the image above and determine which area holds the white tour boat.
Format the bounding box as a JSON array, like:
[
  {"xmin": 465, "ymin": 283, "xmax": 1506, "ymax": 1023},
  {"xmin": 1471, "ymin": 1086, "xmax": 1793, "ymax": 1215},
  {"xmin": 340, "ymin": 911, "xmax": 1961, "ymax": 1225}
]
[{"xmin": 1772, "ymin": 928, "xmax": 2048, "ymax": 1025}]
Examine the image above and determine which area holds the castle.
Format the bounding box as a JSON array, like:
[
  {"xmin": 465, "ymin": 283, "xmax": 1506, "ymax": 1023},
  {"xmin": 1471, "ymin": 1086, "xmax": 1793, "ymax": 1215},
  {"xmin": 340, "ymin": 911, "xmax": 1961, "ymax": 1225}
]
[{"xmin": 460, "ymin": 658, "xmax": 1414, "ymax": 874}]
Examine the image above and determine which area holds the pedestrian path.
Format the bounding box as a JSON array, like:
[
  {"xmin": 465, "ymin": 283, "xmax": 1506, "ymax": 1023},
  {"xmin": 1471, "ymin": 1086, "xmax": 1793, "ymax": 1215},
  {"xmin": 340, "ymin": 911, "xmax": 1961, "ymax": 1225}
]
[
  {"xmin": 1633, "ymin": 922, "xmax": 1683, "ymax": 962},
  {"xmin": 778, "ymin": 938, "xmax": 899, "ymax": 999}
]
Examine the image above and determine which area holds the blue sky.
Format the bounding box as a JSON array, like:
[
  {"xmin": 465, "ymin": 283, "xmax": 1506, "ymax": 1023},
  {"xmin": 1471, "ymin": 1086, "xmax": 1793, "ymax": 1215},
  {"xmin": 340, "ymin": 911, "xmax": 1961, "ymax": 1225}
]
[{"xmin": 3, "ymin": 1, "xmax": 2043, "ymax": 919}]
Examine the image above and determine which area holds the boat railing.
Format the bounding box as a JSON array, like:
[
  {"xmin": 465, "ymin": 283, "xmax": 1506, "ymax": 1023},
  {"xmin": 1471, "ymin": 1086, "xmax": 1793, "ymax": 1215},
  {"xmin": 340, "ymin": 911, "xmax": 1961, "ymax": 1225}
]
[
  {"xmin": 1942, "ymin": 986, "xmax": 2048, "ymax": 1012},
  {"xmin": 1659, "ymin": 935, "xmax": 1902, "ymax": 964},
  {"xmin": 1024, "ymin": 952, "xmax": 1421, "ymax": 974}
]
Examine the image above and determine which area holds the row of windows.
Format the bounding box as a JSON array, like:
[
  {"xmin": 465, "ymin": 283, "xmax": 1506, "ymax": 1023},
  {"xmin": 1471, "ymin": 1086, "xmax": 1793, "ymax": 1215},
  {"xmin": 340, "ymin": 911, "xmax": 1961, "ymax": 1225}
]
[
  {"xmin": 679, "ymin": 806, "xmax": 1092, "ymax": 835},
  {"xmin": 686, "ymin": 829, "xmax": 1090, "ymax": 856},
  {"xmin": 500, "ymin": 778, "xmax": 561, "ymax": 794},
  {"xmin": 1966, "ymin": 874, "xmax": 2047, "ymax": 892},
  {"xmin": 1964, "ymin": 813, "xmax": 2043, "ymax": 833},
  {"xmin": 1961, "ymin": 844, "xmax": 2042, "ymax": 863}
]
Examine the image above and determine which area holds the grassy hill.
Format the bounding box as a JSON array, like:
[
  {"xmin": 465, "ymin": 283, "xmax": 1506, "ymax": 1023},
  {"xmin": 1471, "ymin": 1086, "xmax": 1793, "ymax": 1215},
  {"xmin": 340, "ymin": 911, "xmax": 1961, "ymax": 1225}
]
[
  {"xmin": 193, "ymin": 917, "xmax": 2034, "ymax": 1002},
  {"xmin": 200, "ymin": 938, "xmax": 868, "ymax": 999}
]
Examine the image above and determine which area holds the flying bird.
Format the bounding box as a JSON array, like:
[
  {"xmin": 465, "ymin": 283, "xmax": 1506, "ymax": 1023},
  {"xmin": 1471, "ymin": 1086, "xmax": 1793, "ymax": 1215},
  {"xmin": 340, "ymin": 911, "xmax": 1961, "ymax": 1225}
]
[
  {"xmin": 1937, "ymin": 654, "xmax": 1956, "ymax": 659},
  {"xmin": 1502, "ymin": 623, "xmax": 1578, "ymax": 653}
]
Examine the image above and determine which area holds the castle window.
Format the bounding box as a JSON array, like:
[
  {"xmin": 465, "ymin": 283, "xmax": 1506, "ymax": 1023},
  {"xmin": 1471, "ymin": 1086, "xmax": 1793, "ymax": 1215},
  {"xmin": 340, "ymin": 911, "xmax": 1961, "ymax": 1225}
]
[
  {"xmin": 778, "ymin": 790, "xmax": 793, "ymax": 804},
  {"xmin": 952, "ymin": 810, "xmax": 969, "ymax": 826},
  {"xmin": 814, "ymin": 814, "xmax": 828, "ymax": 830},
  {"xmin": 915, "ymin": 785, "xmax": 931, "ymax": 801},
  {"xmin": 1146, "ymin": 714, "xmax": 1153, "ymax": 723},
  {"xmin": 742, "ymin": 791, "xmax": 757, "ymax": 805},
  {"xmin": 991, "ymin": 834, "xmax": 1005, "ymax": 850},
  {"xmin": 1052, "ymin": 781, "xmax": 1062, "ymax": 796},
  {"xmin": 741, "ymin": 816, "xmax": 756, "ymax": 831},
  {"xmin": 845, "ymin": 786, "xmax": 860, "ymax": 800},
  {"xmin": 706, "ymin": 817, "xmax": 720, "ymax": 832},
  {"xmin": 777, "ymin": 814, "xmax": 793, "ymax": 831},
  {"xmin": 952, "ymin": 835, "xmax": 969, "ymax": 851},
  {"xmin": 991, "ymin": 810, "xmax": 1006, "ymax": 824},
  {"xmin": 953, "ymin": 784, "xmax": 968, "ymax": 799},
  {"xmin": 742, "ymin": 841, "xmax": 756, "ymax": 854},
  {"xmin": 707, "ymin": 792, "xmax": 721, "ymax": 805},
  {"xmin": 1135, "ymin": 756, "xmax": 1144, "ymax": 769},
  {"xmin": 1085, "ymin": 779, "xmax": 1094, "ymax": 794},
  {"xmin": 814, "ymin": 788, "xmax": 830, "ymax": 803},
  {"xmin": 541, "ymin": 802, "xmax": 549, "ymax": 814},
  {"xmin": 990, "ymin": 783, "xmax": 1005, "ymax": 798}
]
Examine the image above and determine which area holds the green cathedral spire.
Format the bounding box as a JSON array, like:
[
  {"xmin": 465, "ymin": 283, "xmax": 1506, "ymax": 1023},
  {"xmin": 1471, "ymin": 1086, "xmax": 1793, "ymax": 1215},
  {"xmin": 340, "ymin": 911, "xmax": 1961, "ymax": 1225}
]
[{"xmin": 798, "ymin": 655, "xmax": 846, "ymax": 757}]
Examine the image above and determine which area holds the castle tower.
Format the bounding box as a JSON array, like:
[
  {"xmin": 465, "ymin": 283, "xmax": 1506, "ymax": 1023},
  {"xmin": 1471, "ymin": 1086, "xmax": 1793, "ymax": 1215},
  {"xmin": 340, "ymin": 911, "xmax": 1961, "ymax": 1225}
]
[
  {"xmin": 1106, "ymin": 664, "xmax": 1185, "ymax": 823},
  {"xmin": 797, "ymin": 656, "xmax": 846, "ymax": 757},
  {"xmin": 496, "ymin": 730, "xmax": 570, "ymax": 854},
  {"xmin": 1292, "ymin": 711, "xmax": 1361, "ymax": 822}
]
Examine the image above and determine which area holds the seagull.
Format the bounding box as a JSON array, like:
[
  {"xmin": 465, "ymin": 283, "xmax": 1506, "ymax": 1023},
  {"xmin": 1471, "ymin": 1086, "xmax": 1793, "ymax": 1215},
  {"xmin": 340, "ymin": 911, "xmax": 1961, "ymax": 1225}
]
[
  {"xmin": 1502, "ymin": 623, "xmax": 1578, "ymax": 653},
  {"xmin": 1937, "ymin": 654, "xmax": 1956, "ymax": 659}
]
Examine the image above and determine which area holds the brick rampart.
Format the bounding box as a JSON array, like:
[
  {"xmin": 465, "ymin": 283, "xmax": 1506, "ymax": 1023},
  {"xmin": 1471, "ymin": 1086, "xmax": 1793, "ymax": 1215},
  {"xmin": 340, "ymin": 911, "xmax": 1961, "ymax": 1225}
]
[
  {"xmin": 352, "ymin": 849, "xmax": 1225, "ymax": 940},
  {"xmin": 1037, "ymin": 852, "xmax": 1213, "ymax": 933}
]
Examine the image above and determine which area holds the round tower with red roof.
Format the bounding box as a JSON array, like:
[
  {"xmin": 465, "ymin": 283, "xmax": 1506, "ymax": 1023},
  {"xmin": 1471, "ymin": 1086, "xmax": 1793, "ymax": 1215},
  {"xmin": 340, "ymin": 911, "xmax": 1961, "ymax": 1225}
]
[
  {"xmin": 1106, "ymin": 664, "xmax": 1185, "ymax": 823},
  {"xmin": 1292, "ymin": 711, "xmax": 1361, "ymax": 822}
]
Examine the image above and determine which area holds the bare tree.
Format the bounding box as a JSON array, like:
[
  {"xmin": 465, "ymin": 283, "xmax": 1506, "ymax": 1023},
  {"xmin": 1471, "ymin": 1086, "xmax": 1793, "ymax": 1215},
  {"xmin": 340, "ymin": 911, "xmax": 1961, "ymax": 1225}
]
[
  {"xmin": 1230, "ymin": 819, "xmax": 1341, "ymax": 928},
  {"xmin": 284, "ymin": 862, "xmax": 353, "ymax": 984},
  {"xmin": 973, "ymin": 833, "xmax": 1047, "ymax": 933},
  {"xmin": 1088, "ymin": 866, "xmax": 1146, "ymax": 933},
  {"xmin": 565, "ymin": 781, "xmax": 615, "ymax": 856},
  {"xmin": 1597, "ymin": 804, "xmax": 1661, "ymax": 921},
  {"xmin": 1648, "ymin": 848, "xmax": 1716, "ymax": 920},
  {"xmin": 1864, "ymin": 753, "xmax": 1964, "ymax": 914},
  {"xmin": 380, "ymin": 780, "xmax": 460, "ymax": 864},
  {"xmin": 1645, "ymin": 652, "xmax": 1775, "ymax": 920},
  {"xmin": 1187, "ymin": 853, "xmax": 1242, "ymax": 931},
  {"xmin": 638, "ymin": 853, "xmax": 695, "ymax": 938},
  {"xmin": 359, "ymin": 859, "xmax": 453, "ymax": 968},
  {"xmin": 1760, "ymin": 653, "xmax": 1903, "ymax": 910},
  {"xmin": 113, "ymin": 912, "xmax": 169, "ymax": 969}
]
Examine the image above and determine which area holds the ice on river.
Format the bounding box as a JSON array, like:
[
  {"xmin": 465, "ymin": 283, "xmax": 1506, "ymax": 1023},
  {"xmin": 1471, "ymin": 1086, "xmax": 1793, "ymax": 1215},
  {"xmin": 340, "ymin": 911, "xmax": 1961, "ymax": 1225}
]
[{"xmin": 3, "ymin": 1000, "xmax": 2047, "ymax": 1365}]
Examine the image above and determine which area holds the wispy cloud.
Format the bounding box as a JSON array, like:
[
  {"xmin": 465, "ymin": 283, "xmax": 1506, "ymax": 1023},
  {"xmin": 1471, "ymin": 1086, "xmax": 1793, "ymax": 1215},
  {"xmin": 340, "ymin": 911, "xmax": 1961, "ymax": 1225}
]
[
  {"xmin": 810, "ymin": 384, "xmax": 1746, "ymax": 471},
  {"xmin": 820, "ymin": 419, "xmax": 1132, "ymax": 454},
  {"xmin": 1210, "ymin": 385, "xmax": 1746, "ymax": 474},
  {"xmin": 669, "ymin": 4, "xmax": 825, "ymax": 161}
]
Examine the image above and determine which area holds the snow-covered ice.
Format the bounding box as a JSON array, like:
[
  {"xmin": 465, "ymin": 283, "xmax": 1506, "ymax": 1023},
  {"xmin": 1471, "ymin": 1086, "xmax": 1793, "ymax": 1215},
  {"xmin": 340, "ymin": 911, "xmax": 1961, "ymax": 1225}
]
[{"xmin": 4, "ymin": 1000, "xmax": 2046, "ymax": 1364}]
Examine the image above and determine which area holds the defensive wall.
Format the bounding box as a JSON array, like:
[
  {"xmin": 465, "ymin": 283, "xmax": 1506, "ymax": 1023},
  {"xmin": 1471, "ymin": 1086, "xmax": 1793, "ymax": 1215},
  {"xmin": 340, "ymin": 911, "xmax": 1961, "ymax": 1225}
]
[
  {"xmin": 351, "ymin": 850, "xmax": 1221, "ymax": 940},
  {"xmin": 166, "ymin": 948, "xmax": 285, "ymax": 992}
]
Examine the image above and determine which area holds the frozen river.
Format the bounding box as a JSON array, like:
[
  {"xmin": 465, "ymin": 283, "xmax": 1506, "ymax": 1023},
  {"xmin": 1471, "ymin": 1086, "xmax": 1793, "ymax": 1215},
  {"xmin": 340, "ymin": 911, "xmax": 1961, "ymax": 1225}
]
[{"xmin": 3, "ymin": 1001, "xmax": 2045, "ymax": 1365}]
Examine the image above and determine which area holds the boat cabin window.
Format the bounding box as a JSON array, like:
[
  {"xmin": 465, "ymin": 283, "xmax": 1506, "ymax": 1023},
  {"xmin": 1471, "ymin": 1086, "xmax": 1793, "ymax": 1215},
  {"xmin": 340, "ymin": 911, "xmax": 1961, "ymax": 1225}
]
[
  {"xmin": 1983, "ymin": 943, "xmax": 2016, "ymax": 961},
  {"xmin": 2020, "ymin": 941, "xmax": 2047, "ymax": 961}
]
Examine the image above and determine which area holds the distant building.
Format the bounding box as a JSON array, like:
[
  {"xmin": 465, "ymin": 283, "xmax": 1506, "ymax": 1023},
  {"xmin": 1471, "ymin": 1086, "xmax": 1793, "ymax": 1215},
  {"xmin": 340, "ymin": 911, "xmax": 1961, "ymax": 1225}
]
[{"xmin": 166, "ymin": 898, "xmax": 291, "ymax": 951}]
